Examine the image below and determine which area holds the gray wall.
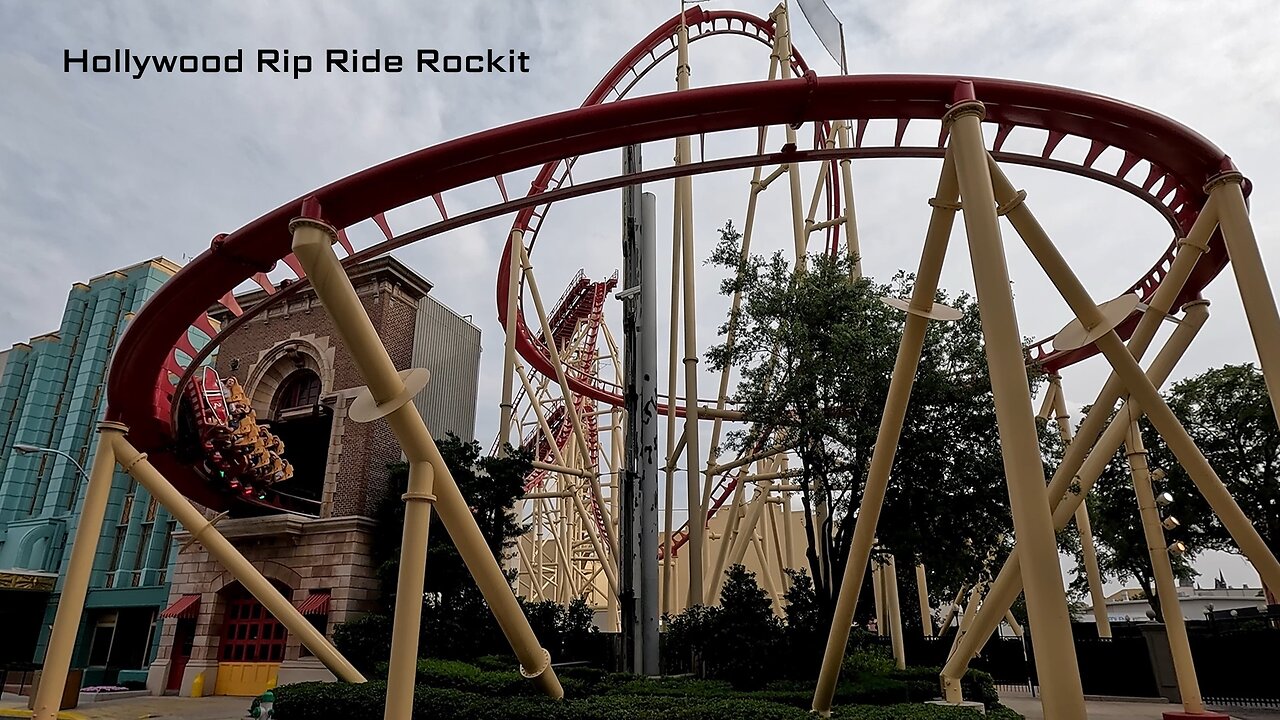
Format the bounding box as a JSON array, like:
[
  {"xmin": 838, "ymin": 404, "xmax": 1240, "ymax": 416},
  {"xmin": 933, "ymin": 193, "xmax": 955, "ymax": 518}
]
[{"xmin": 411, "ymin": 295, "xmax": 481, "ymax": 442}]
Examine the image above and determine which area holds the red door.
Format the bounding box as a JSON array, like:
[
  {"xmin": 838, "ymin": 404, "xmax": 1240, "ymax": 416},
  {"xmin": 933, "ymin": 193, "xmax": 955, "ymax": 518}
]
[{"xmin": 166, "ymin": 619, "xmax": 195, "ymax": 692}]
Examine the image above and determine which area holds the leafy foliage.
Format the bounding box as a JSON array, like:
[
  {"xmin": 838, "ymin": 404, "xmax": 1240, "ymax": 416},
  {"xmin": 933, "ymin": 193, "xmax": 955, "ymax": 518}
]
[
  {"xmin": 273, "ymin": 660, "xmax": 1013, "ymax": 719},
  {"xmin": 1057, "ymin": 364, "xmax": 1280, "ymax": 614},
  {"xmin": 705, "ymin": 223, "xmax": 1023, "ymax": 615},
  {"xmin": 333, "ymin": 435, "xmax": 602, "ymax": 667}
]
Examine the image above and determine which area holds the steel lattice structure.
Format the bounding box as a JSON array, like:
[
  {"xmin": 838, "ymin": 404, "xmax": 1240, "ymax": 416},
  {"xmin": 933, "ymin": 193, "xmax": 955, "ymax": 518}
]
[{"xmin": 31, "ymin": 4, "xmax": 1280, "ymax": 720}]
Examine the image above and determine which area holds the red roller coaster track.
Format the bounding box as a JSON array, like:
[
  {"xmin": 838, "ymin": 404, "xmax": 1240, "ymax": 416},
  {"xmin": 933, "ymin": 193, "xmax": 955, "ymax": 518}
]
[{"xmin": 105, "ymin": 8, "xmax": 1242, "ymax": 517}]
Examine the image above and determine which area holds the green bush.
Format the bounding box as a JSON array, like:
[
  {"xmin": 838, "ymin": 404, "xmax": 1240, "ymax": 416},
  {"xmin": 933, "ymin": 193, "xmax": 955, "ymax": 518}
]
[
  {"xmin": 332, "ymin": 613, "xmax": 394, "ymax": 675},
  {"xmin": 272, "ymin": 679, "xmax": 1007, "ymax": 720}
]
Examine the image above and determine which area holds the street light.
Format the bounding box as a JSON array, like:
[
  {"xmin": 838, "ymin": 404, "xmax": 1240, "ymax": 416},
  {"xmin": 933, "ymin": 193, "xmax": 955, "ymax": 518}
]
[{"xmin": 12, "ymin": 443, "xmax": 89, "ymax": 481}]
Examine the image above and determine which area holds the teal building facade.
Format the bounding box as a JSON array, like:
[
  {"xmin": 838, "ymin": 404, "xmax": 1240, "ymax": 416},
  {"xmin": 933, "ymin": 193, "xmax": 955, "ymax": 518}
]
[{"xmin": 0, "ymin": 257, "xmax": 208, "ymax": 687}]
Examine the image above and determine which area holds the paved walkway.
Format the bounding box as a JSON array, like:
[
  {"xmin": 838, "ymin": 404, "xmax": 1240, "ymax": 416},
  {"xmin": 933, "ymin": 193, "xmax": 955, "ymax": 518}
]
[
  {"xmin": 1001, "ymin": 690, "xmax": 1280, "ymax": 720},
  {"xmin": 0, "ymin": 695, "xmax": 248, "ymax": 720}
]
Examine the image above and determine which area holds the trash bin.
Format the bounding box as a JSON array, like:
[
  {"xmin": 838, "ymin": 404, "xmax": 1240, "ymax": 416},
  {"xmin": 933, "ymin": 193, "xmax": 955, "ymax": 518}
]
[{"xmin": 26, "ymin": 669, "xmax": 82, "ymax": 711}]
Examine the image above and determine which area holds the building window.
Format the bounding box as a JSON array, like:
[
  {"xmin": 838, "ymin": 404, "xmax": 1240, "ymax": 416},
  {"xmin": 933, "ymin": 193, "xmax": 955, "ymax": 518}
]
[{"xmin": 272, "ymin": 369, "xmax": 321, "ymax": 420}]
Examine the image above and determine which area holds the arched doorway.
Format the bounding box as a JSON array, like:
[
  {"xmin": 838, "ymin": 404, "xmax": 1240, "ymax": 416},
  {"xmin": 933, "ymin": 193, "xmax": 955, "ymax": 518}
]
[
  {"xmin": 263, "ymin": 368, "xmax": 332, "ymax": 506},
  {"xmin": 213, "ymin": 582, "xmax": 290, "ymax": 696}
]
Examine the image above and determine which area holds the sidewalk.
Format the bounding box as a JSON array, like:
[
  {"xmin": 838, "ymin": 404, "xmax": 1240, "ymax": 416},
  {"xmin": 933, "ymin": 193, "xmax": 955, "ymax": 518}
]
[
  {"xmin": 1000, "ymin": 690, "xmax": 1280, "ymax": 720},
  {"xmin": 0, "ymin": 695, "xmax": 248, "ymax": 720}
]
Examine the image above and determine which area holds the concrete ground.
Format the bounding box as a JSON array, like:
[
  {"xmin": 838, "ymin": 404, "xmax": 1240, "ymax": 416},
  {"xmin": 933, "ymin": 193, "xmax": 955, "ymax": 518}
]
[
  {"xmin": 0, "ymin": 694, "xmax": 249, "ymax": 720},
  {"xmin": 5, "ymin": 689, "xmax": 1278, "ymax": 719},
  {"xmin": 1001, "ymin": 690, "xmax": 1280, "ymax": 720}
]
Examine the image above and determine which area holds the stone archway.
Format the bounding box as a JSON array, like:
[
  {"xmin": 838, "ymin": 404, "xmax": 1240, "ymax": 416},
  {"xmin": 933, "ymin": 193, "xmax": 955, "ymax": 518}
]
[{"xmin": 241, "ymin": 335, "xmax": 335, "ymax": 420}]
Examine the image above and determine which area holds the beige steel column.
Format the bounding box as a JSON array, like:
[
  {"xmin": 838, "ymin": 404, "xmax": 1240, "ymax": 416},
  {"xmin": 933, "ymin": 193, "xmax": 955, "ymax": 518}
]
[
  {"xmin": 937, "ymin": 158, "xmax": 1221, "ymax": 693},
  {"xmin": 942, "ymin": 154, "xmax": 1218, "ymax": 686},
  {"xmin": 674, "ymin": 18, "xmax": 706, "ymax": 607},
  {"xmin": 1210, "ymin": 173, "xmax": 1280, "ymax": 431},
  {"xmin": 916, "ymin": 564, "xmax": 934, "ymax": 637},
  {"xmin": 112, "ymin": 434, "xmax": 364, "ymax": 684},
  {"xmin": 33, "ymin": 422, "xmax": 122, "ymax": 720},
  {"xmin": 872, "ymin": 559, "xmax": 886, "ymax": 635},
  {"xmin": 835, "ymin": 121, "xmax": 862, "ymax": 278},
  {"xmin": 291, "ymin": 216, "xmax": 562, "ymax": 699},
  {"xmin": 885, "ymin": 555, "xmax": 906, "ymax": 669},
  {"xmin": 811, "ymin": 147, "xmax": 960, "ymax": 717},
  {"xmin": 937, "ymin": 584, "xmax": 968, "ymax": 634},
  {"xmin": 941, "ymin": 300, "xmax": 1210, "ymax": 698},
  {"xmin": 1048, "ymin": 377, "xmax": 1112, "ymax": 638},
  {"xmin": 498, "ymin": 230, "xmax": 524, "ymax": 451},
  {"xmin": 1003, "ymin": 169, "xmax": 1280, "ymax": 600},
  {"xmin": 1125, "ymin": 422, "xmax": 1205, "ymax": 713},
  {"xmin": 772, "ymin": 4, "xmax": 808, "ymax": 264},
  {"xmin": 949, "ymin": 98, "xmax": 1085, "ymax": 719}
]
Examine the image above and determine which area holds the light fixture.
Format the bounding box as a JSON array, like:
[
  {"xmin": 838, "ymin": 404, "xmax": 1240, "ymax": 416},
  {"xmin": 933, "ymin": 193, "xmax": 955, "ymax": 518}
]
[
  {"xmin": 1156, "ymin": 492, "xmax": 1174, "ymax": 507},
  {"xmin": 1167, "ymin": 540, "xmax": 1187, "ymax": 556},
  {"xmin": 1151, "ymin": 468, "xmax": 1166, "ymax": 482},
  {"xmin": 1161, "ymin": 516, "xmax": 1180, "ymax": 531}
]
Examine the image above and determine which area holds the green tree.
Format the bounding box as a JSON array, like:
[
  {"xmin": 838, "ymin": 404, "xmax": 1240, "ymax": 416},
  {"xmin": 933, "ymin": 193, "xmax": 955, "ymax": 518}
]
[
  {"xmin": 375, "ymin": 435, "xmax": 532, "ymax": 607},
  {"xmin": 1060, "ymin": 363, "xmax": 1280, "ymax": 613},
  {"xmin": 706, "ymin": 222, "xmax": 1021, "ymax": 620}
]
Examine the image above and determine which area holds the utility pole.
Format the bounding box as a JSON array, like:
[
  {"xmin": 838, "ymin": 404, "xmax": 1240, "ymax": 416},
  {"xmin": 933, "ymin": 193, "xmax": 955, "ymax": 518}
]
[{"xmin": 620, "ymin": 144, "xmax": 660, "ymax": 675}]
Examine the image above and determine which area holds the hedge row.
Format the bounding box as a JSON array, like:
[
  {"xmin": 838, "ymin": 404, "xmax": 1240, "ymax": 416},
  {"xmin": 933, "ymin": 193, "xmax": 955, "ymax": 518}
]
[
  {"xmin": 402, "ymin": 658, "xmax": 999, "ymax": 710},
  {"xmin": 272, "ymin": 680, "xmax": 1018, "ymax": 720}
]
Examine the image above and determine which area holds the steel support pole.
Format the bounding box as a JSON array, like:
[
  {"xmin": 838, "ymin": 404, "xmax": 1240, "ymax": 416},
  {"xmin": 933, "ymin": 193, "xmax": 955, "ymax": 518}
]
[
  {"xmin": 938, "ymin": 157, "xmax": 1220, "ymax": 696},
  {"xmin": 886, "ymin": 555, "xmax": 906, "ymax": 669},
  {"xmin": 112, "ymin": 434, "xmax": 365, "ymax": 683},
  {"xmin": 1125, "ymin": 422, "xmax": 1205, "ymax": 714},
  {"xmin": 498, "ymin": 230, "xmax": 524, "ymax": 452},
  {"xmin": 620, "ymin": 145, "xmax": 644, "ymax": 672},
  {"xmin": 637, "ymin": 190, "xmax": 662, "ymax": 673},
  {"xmin": 1048, "ymin": 378, "xmax": 1112, "ymax": 638},
  {"xmin": 1006, "ymin": 176, "xmax": 1280, "ymax": 601},
  {"xmin": 916, "ymin": 564, "xmax": 934, "ymax": 637},
  {"xmin": 941, "ymin": 300, "xmax": 1209, "ymax": 697},
  {"xmin": 33, "ymin": 422, "xmax": 122, "ymax": 720},
  {"xmin": 291, "ymin": 215, "xmax": 562, "ymax": 699},
  {"xmin": 810, "ymin": 147, "xmax": 959, "ymax": 716},
  {"xmin": 949, "ymin": 98, "xmax": 1085, "ymax": 720},
  {"xmin": 1210, "ymin": 174, "xmax": 1280, "ymax": 432},
  {"xmin": 674, "ymin": 19, "xmax": 705, "ymax": 608}
]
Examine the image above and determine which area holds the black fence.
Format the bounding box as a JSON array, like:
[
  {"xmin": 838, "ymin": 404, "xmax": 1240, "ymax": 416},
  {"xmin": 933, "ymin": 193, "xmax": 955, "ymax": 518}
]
[
  {"xmin": 905, "ymin": 619, "xmax": 1280, "ymax": 708},
  {"xmin": 1188, "ymin": 625, "xmax": 1280, "ymax": 708}
]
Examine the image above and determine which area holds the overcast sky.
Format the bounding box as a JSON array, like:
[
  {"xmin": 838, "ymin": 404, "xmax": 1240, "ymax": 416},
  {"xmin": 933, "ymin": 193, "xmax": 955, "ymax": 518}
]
[{"xmin": 4, "ymin": 0, "xmax": 1278, "ymax": 595}]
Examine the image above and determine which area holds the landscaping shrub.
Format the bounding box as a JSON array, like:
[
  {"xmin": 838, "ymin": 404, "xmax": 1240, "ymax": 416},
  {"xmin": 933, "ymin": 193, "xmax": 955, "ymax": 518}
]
[{"xmin": 272, "ymin": 679, "xmax": 1009, "ymax": 720}]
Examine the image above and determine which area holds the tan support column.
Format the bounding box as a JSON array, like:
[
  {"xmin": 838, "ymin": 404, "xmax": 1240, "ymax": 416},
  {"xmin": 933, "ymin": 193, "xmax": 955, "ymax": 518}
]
[
  {"xmin": 938, "ymin": 584, "xmax": 967, "ymax": 635},
  {"xmin": 872, "ymin": 559, "xmax": 886, "ymax": 635},
  {"xmin": 384, "ymin": 458, "xmax": 436, "ymax": 720},
  {"xmin": 1048, "ymin": 378, "xmax": 1112, "ymax": 638},
  {"xmin": 498, "ymin": 230, "xmax": 524, "ymax": 452},
  {"xmin": 291, "ymin": 215, "xmax": 562, "ymax": 699},
  {"xmin": 810, "ymin": 147, "xmax": 961, "ymax": 716},
  {"xmin": 941, "ymin": 300, "xmax": 1209, "ymax": 698},
  {"xmin": 916, "ymin": 564, "xmax": 934, "ymax": 637},
  {"xmin": 111, "ymin": 434, "xmax": 365, "ymax": 684},
  {"xmin": 1005, "ymin": 169, "xmax": 1280, "ymax": 600},
  {"xmin": 936, "ymin": 155, "xmax": 1221, "ymax": 694},
  {"xmin": 1125, "ymin": 422, "xmax": 1205, "ymax": 714},
  {"xmin": 33, "ymin": 422, "xmax": 123, "ymax": 720},
  {"xmin": 672, "ymin": 18, "xmax": 706, "ymax": 607},
  {"xmin": 1210, "ymin": 173, "xmax": 1280, "ymax": 431},
  {"xmin": 949, "ymin": 95, "xmax": 1085, "ymax": 719},
  {"xmin": 885, "ymin": 555, "xmax": 906, "ymax": 669}
]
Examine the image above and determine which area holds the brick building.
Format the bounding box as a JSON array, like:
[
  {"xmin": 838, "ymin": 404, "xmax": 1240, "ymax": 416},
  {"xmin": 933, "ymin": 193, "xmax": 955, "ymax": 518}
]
[{"xmin": 145, "ymin": 255, "xmax": 481, "ymax": 696}]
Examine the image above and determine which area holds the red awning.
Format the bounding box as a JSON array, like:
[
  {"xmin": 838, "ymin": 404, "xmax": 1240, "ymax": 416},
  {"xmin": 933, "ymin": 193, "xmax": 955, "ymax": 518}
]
[
  {"xmin": 296, "ymin": 592, "xmax": 330, "ymax": 616},
  {"xmin": 160, "ymin": 594, "xmax": 201, "ymax": 619}
]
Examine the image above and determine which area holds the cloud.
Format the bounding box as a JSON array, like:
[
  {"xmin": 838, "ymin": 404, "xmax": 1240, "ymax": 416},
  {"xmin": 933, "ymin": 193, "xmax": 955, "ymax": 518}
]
[{"xmin": 4, "ymin": 0, "xmax": 1275, "ymax": 584}]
